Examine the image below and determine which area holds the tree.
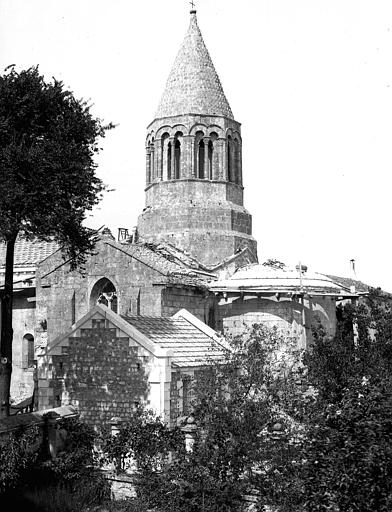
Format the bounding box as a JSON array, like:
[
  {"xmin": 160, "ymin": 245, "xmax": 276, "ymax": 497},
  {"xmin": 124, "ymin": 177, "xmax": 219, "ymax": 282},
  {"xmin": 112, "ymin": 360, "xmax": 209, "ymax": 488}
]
[
  {"xmin": 0, "ymin": 66, "xmax": 112, "ymax": 416},
  {"xmin": 102, "ymin": 325, "xmax": 306, "ymax": 512},
  {"xmin": 300, "ymin": 290, "xmax": 392, "ymax": 511}
]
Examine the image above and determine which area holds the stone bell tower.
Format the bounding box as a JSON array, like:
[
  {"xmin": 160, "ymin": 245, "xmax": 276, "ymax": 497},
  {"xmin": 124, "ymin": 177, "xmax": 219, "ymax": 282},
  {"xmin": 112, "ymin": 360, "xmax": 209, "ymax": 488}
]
[{"xmin": 137, "ymin": 9, "xmax": 257, "ymax": 268}]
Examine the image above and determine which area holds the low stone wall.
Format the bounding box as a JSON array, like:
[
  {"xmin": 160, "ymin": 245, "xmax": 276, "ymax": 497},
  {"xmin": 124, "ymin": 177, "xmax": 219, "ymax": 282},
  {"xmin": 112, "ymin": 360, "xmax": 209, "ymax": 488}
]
[{"xmin": 0, "ymin": 405, "xmax": 78, "ymax": 459}]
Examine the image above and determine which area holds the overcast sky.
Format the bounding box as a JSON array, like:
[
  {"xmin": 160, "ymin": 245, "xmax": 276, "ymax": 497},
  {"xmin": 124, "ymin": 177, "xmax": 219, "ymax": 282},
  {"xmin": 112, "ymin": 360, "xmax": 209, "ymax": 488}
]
[{"xmin": 1, "ymin": 0, "xmax": 392, "ymax": 291}]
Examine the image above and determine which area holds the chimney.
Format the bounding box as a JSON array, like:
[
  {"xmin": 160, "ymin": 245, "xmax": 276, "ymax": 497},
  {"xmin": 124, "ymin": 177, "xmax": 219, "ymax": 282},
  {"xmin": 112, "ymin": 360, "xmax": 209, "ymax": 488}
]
[
  {"xmin": 350, "ymin": 259, "xmax": 356, "ymax": 293},
  {"xmin": 118, "ymin": 228, "xmax": 129, "ymax": 242},
  {"xmin": 131, "ymin": 226, "xmax": 138, "ymax": 244}
]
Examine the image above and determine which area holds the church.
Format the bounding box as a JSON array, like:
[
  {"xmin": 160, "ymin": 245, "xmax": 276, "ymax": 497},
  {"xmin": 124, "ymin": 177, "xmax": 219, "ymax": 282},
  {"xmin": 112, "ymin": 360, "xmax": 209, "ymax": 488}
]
[{"xmin": 0, "ymin": 9, "xmax": 360, "ymax": 425}]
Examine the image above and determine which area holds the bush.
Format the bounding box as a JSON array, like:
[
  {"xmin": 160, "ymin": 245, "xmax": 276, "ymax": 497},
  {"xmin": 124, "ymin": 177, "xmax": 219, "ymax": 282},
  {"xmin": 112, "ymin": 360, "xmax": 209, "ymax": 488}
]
[{"xmin": 0, "ymin": 425, "xmax": 41, "ymax": 493}]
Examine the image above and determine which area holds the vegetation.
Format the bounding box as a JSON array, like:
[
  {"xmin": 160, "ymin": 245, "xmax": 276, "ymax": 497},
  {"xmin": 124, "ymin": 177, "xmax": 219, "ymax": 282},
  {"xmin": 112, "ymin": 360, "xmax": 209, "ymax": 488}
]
[
  {"xmin": 0, "ymin": 416, "xmax": 109, "ymax": 511},
  {"xmin": 1, "ymin": 289, "xmax": 392, "ymax": 511},
  {"xmin": 0, "ymin": 66, "xmax": 112, "ymax": 416}
]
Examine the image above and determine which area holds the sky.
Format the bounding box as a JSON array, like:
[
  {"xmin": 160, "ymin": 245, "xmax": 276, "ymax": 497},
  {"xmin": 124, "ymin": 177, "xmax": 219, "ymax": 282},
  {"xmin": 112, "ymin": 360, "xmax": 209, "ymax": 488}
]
[{"xmin": 1, "ymin": 0, "xmax": 392, "ymax": 291}]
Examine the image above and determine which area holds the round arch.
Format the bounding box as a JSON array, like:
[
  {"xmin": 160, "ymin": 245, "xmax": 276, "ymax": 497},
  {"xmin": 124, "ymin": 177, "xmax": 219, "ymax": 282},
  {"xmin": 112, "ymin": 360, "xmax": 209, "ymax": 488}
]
[{"xmin": 90, "ymin": 277, "xmax": 118, "ymax": 313}]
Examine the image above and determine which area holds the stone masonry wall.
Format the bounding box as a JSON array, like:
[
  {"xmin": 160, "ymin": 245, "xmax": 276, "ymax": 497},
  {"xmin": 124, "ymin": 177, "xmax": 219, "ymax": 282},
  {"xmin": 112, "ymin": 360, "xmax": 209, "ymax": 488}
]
[
  {"xmin": 10, "ymin": 289, "xmax": 37, "ymax": 401},
  {"xmin": 38, "ymin": 320, "xmax": 151, "ymax": 427},
  {"xmin": 162, "ymin": 287, "xmax": 217, "ymax": 327},
  {"xmin": 217, "ymin": 296, "xmax": 337, "ymax": 347},
  {"xmin": 36, "ymin": 240, "xmax": 166, "ymax": 346}
]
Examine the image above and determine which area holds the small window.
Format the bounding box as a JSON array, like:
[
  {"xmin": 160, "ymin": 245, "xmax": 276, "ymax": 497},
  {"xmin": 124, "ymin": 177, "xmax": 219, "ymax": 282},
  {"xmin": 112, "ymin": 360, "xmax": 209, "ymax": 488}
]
[
  {"xmin": 198, "ymin": 140, "xmax": 205, "ymax": 179},
  {"xmin": 23, "ymin": 333, "xmax": 35, "ymax": 369}
]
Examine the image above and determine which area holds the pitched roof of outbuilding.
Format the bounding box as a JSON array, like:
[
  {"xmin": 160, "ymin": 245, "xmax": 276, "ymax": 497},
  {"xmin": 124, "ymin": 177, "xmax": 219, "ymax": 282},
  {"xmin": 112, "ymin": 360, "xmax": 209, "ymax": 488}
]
[
  {"xmin": 122, "ymin": 312, "xmax": 226, "ymax": 368},
  {"xmin": 0, "ymin": 237, "xmax": 59, "ymax": 268},
  {"xmin": 154, "ymin": 11, "xmax": 233, "ymax": 120}
]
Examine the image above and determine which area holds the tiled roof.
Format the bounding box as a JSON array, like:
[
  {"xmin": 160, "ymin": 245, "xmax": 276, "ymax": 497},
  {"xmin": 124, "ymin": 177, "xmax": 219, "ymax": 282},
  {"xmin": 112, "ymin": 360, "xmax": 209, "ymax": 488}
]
[
  {"xmin": 324, "ymin": 275, "xmax": 370, "ymax": 294},
  {"xmin": 112, "ymin": 241, "xmax": 213, "ymax": 288},
  {"xmin": 122, "ymin": 315, "xmax": 226, "ymax": 368},
  {"xmin": 154, "ymin": 11, "xmax": 233, "ymax": 119},
  {"xmin": 210, "ymin": 264, "xmax": 355, "ymax": 296},
  {"xmin": 0, "ymin": 238, "xmax": 59, "ymax": 268}
]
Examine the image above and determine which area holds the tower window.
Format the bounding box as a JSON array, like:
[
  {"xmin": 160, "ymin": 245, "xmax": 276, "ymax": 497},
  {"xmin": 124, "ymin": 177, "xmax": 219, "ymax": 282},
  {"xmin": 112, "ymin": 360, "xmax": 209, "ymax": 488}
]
[
  {"xmin": 198, "ymin": 140, "xmax": 205, "ymax": 179},
  {"xmin": 174, "ymin": 139, "xmax": 181, "ymax": 179},
  {"xmin": 234, "ymin": 138, "xmax": 240, "ymax": 184},
  {"xmin": 167, "ymin": 142, "xmax": 172, "ymax": 180},
  {"xmin": 208, "ymin": 141, "xmax": 213, "ymax": 180},
  {"xmin": 227, "ymin": 136, "xmax": 233, "ymax": 182}
]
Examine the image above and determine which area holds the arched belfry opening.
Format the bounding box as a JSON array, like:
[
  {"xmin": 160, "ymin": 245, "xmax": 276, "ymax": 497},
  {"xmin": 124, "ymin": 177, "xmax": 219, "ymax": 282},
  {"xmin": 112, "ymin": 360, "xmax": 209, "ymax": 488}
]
[
  {"xmin": 227, "ymin": 135, "xmax": 233, "ymax": 182},
  {"xmin": 167, "ymin": 141, "xmax": 172, "ymax": 180},
  {"xmin": 234, "ymin": 137, "xmax": 241, "ymax": 184},
  {"xmin": 198, "ymin": 139, "xmax": 205, "ymax": 178},
  {"xmin": 208, "ymin": 140, "xmax": 213, "ymax": 180},
  {"xmin": 90, "ymin": 278, "xmax": 118, "ymax": 313}
]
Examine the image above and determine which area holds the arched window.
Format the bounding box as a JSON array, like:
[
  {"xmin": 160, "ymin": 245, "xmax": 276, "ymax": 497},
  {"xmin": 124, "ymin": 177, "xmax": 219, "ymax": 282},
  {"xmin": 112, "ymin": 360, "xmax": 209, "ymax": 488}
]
[
  {"xmin": 90, "ymin": 278, "xmax": 118, "ymax": 313},
  {"xmin": 174, "ymin": 139, "xmax": 181, "ymax": 179},
  {"xmin": 198, "ymin": 139, "xmax": 205, "ymax": 179},
  {"xmin": 23, "ymin": 333, "xmax": 35, "ymax": 369},
  {"xmin": 234, "ymin": 138, "xmax": 240, "ymax": 184},
  {"xmin": 208, "ymin": 141, "xmax": 213, "ymax": 180},
  {"xmin": 167, "ymin": 142, "xmax": 172, "ymax": 180},
  {"xmin": 227, "ymin": 135, "xmax": 233, "ymax": 182}
]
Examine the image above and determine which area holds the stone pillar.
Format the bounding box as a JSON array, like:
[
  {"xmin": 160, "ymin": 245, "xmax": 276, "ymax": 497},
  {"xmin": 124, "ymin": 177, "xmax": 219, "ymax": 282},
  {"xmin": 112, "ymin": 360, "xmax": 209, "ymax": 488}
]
[
  {"xmin": 145, "ymin": 146, "xmax": 151, "ymax": 186},
  {"xmin": 155, "ymin": 139, "xmax": 163, "ymax": 181},
  {"xmin": 110, "ymin": 416, "xmax": 123, "ymax": 472},
  {"xmin": 150, "ymin": 145, "xmax": 155, "ymax": 181},
  {"xmin": 46, "ymin": 410, "xmax": 60, "ymax": 459},
  {"xmin": 181, "ymin": 415, "xmax": 197, "ymax": 453},
  {"xmin": 182, "ymin": 135, "xmax": 193, "ymax": 178},
  {"xmin": 220, "ymin": 138, "xmax": 227, "ymax": 181},
  {"xmin": 238, "ymin": 141, "xmax": 243, "ymax": 186}
]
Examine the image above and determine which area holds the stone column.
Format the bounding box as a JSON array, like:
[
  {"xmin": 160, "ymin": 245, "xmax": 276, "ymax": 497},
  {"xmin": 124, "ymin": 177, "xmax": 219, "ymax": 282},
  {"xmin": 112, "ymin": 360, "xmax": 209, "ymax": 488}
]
[
  {"xmin": 220, "ymin": 138, "xmax": 227, "ymax": 181},
  {"xmin": 145, "ymin": 146, "xmax": 151, "ymax": 186},
  {"xmin": 181, "ymin": 415, "xmax": 197, "ymax": 453},
  {"xmin": 155, "ymin": 139, "xmax": 163, "ymax": 181},
  {"xmin": 182, "ymin": 135, "xmax": 193, "ymax": 178},
  {"xmin": 46, "ymin": 410, "xmax": 60, "ymax": 459},
  {"xmin": 238, "ymin": 141, "xmax": 243, "ymax": 186}
]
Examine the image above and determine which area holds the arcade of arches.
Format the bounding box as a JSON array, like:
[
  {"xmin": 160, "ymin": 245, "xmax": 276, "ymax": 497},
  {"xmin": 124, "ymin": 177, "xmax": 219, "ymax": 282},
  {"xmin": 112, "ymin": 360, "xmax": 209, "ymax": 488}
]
[{"xmin": 146, "ymin": 131, "xmax": 242, "ymax": 186}]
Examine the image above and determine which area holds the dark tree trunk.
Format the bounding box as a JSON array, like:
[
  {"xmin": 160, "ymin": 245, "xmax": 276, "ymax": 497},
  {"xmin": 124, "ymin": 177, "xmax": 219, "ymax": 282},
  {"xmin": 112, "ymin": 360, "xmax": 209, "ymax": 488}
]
[{"xmin": 0, "ymin": 232, "xmax": 17, "ymax": 417}]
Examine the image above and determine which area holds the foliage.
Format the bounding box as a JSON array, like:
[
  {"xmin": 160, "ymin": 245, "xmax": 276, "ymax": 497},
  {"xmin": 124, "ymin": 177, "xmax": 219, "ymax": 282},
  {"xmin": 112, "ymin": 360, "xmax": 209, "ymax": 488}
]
[
  {"xmin": 42, "ymin": 416, "xmax": 97, "ymax": 482},
  {"xmin": 299, "ymin": 289, "xmax": 392, "ymax": 511},
  {"xmin": 0, "ymin": 425, "xmax": 41, "ymax": 493},
  {"xmin": 1, "ymin": 416, "xmax": 109, "ymax": 511},
  {"xmin": 99, "ymin": 407, "xmax": 184, "ymax": 474},
  {"xmin": 0, "ymin": 65, "xmax": 112, "ymax": 416},
  {"xmin": 98, "ymin": 325, "xmax": 306, "ymax": 512},
  {"xmin": 11, "ymin": 477, "xmax": 109, "ymax": 512},
  {"xmin": 0, "ymin": 65, "xmax": 111, "ymax": 262}
]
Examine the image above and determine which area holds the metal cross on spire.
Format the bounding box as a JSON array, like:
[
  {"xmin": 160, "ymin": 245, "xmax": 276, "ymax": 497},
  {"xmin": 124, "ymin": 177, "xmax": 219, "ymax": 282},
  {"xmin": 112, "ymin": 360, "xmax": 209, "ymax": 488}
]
[{"xmin": 189, "ymin": 0, "xmax": 196, "ymax": 11}]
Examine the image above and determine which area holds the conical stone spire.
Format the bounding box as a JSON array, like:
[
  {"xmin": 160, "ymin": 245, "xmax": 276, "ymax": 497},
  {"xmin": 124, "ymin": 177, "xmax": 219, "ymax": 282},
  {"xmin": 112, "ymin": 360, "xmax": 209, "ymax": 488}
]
[{"xmin": 155, "ymin": 11, "xmax": 233, "ymax": 119}]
